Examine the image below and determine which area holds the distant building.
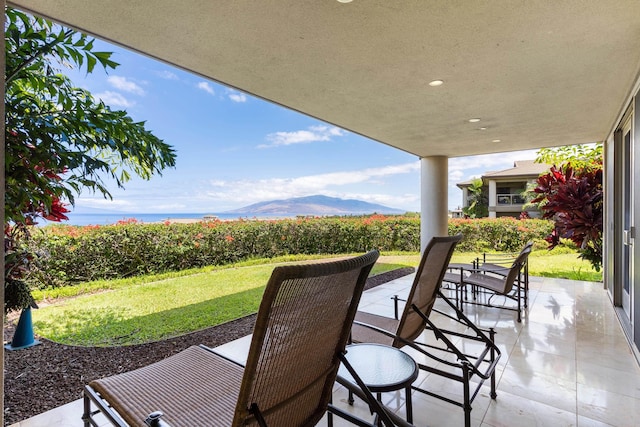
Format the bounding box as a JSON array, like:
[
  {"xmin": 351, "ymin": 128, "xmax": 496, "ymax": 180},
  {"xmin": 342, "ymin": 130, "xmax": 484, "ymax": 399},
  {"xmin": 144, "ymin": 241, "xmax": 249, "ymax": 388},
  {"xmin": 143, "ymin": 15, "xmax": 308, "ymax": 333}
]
[
  {"xmin": 457, "ymin": 160, "xmax": 550, "ymax": 218},
  {"xmin": 448, "ymin": 208, "xmax": 464, "ymax": 219}
]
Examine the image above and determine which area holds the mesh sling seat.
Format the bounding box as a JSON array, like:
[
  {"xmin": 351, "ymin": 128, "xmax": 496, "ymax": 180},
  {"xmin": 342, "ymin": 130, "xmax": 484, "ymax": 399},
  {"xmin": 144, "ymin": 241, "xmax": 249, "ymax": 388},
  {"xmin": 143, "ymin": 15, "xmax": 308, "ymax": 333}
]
[
  {"xmin": 350, "ymin": 235, "xmax": 501, "ymax": 427},
  {"xmin": 82, "ymin": 251, "xmax": 395, "ymax": 427},
  {"xmin": 443, "ymin": 241, "xmax": 533, "ymax": 322}
]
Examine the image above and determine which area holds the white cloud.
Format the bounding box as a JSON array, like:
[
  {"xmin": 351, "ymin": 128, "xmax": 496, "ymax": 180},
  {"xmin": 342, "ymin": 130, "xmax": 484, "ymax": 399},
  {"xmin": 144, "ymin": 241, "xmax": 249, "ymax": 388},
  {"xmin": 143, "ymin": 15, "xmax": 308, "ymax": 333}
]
[
  {"xmin": 337, "ymin": 192, "xmax": 420, "ymax": 210},
  {"xmin": 197, "ymin": 81, "xmax": 215, "ymax": 95},
  {"xmin": 157, "ymin": 70, "xmax": 179, "ymax": 80},
  {"xmin": 76, "ymin": 198, "xmax": 134, "ymax": 211},
  {"xmin": 107, "ymin": 76, "xmax": 145, "ymax": 95},
  {"xmin": 448, "ymin": 169, "xmax": 464, "ymax": 183},
  {"xmin": 449, "ymin": 150, "xmax": 538, "ymax": 174},
  {"xmin": 96, "ymin": 91, "xmax": 134, "ymax": 108},
  {"xmin": 228, "ymin": 91, "xmax": 247, "ymax": 103},
  {"xmin": 259, "ymin": 125, "xmax": 346, "ymax": 148},
  {"xmin": 203, "ymin": 162, "xmax": 420, "ymax": 206}
]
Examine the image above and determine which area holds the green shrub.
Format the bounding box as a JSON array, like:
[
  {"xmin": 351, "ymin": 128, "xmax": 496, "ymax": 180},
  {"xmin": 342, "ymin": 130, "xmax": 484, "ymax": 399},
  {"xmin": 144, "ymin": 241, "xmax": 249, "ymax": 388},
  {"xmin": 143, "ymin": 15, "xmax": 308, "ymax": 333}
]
[
  {"xmin": 448, "ymin": 217, "xmax": 553, "ymax": 252},
  {"xmin": 27, "ymin": 215, "xmax": 552, "ymax": 288}
]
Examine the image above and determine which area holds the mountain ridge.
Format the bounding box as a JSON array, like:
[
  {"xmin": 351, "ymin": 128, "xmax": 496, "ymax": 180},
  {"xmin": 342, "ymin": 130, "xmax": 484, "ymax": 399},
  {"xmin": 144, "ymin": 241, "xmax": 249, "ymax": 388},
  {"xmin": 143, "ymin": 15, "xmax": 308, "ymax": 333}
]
[{"xmin": 225, "ymin": 195, "xmax": 405, "ymax": 215}]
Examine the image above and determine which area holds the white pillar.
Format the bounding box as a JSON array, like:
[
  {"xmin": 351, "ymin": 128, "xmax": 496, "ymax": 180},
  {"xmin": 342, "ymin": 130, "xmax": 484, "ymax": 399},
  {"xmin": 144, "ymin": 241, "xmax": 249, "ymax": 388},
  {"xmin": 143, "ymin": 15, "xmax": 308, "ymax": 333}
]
[
  {"xmin": 420, "ymin": 156, "xmax": 449, "ymax": 252},
  {"xmin": 488, "ymin": 180, "xmax": 497, "ymax": 218}
]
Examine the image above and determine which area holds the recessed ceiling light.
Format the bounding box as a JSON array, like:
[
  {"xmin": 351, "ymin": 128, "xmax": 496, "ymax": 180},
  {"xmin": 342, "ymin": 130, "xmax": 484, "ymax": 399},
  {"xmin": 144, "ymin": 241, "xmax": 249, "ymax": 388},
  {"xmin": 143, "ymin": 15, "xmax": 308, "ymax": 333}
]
[
  {"xmin": 428, "ymin": 80, "xmax": 444, "ymax": 87},
  {"xmin": 479, "ymin": 127, "xmax": 487, "ymax": 131},
  {"xmin": 337, "ymin": 0, "xmax": 353, "ymax": 3},
  {"xmin": 492, "ymin": 139, "xmax": 501, "ymax": 143},
  {"xmin": 468, "ymin": 118, "xmax": 481, "ymax": 123}
]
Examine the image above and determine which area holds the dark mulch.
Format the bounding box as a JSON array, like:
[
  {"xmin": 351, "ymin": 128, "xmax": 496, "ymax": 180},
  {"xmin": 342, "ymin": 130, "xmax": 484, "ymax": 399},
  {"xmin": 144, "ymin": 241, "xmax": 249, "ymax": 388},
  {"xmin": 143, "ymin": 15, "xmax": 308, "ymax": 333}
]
[{"xmin": 3, "ymin": 267, "xmax": 414, "ymax": 426}]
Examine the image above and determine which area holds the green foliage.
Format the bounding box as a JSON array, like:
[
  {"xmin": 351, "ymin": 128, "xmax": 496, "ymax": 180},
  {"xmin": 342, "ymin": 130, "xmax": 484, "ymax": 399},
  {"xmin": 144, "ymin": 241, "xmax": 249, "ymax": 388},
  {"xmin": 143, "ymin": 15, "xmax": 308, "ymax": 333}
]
[
  {"xmin": 462, "ymin": 178, "xmax": 488, "ymax": 218},
  {"xmin": 4, "ymin": 7, "xmax": 176, "ymax": 312},
  {"xmin": 448, "ymin": 217, "xmax": 553, "ymax": 252},
  {"xmin": 26, "ymin": 215, "xmax": 553, "ymax": 289},
  {"xmin": 533, "ymin": 144, "xmax": 603, "ymax": 271},
  {"xmin": 5, "ymin": 8, "xmax": 176, "ymax": 224},
  {"xmin": 536, "ymin": 144, "xmax": 602, "ymax": 172}
]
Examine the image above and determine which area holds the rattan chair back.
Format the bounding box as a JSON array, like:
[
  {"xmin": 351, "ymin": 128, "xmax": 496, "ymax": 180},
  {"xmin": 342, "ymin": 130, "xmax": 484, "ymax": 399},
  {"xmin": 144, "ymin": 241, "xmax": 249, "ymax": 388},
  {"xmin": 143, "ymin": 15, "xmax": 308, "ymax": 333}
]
[
  {"xmin": 84, "ymin": 251, "xmax": 378, "ymax": 427},
  {"xmin": 234, "ymin": 250, "xmax": 379, "ymax": 426}
]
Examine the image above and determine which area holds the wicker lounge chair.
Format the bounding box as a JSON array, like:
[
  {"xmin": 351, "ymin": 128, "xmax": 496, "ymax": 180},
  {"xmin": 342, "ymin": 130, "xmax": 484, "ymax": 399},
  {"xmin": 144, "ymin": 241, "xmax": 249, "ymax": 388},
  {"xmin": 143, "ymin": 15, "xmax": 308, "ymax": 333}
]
[
  {"xmin": 82, "ymin": 251, "xmax": 394, "ymax": 427},
  {"xmin": 443, "ymin": 241, "xmax": 533, "ymax": 322},
  {"xmin": 350, "ymin": 235, "xmax": 501, "ymax": 427}
]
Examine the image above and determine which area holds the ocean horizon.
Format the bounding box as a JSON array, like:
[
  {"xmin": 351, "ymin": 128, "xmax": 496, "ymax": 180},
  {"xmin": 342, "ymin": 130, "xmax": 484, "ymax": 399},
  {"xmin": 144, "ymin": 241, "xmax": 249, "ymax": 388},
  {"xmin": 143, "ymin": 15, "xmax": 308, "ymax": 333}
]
[{"xmin": 44, "ymin": 212, "xmax": 296, "ymax": 227}]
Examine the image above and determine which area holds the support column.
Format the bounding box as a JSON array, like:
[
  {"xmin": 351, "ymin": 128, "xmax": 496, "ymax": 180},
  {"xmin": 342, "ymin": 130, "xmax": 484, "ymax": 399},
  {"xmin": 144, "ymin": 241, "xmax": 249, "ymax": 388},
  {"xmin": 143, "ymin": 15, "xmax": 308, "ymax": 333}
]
[
  {"xmin": 420, "ymin": 156, "xmax": 449, "ymax": 252},
  {"xmin": 488, "ymin": 180, "xmax": 497, "ymax": 218}
]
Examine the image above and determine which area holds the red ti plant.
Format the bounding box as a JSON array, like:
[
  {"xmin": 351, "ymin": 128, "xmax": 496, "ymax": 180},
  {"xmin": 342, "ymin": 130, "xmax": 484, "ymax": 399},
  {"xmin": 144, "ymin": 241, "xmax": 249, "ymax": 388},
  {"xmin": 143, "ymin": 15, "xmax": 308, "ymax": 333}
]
[{"xmin": 531, "ymin": 163, "xmax": 603, "ymax": 271}]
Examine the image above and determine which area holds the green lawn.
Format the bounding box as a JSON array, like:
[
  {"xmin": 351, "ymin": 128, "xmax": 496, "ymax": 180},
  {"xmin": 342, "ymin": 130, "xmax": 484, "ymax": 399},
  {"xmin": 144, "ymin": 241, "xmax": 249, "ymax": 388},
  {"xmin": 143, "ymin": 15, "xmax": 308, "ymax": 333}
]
[{"xmin": 31, "ymin": 250, "xmax": 601, "ymax": 346}]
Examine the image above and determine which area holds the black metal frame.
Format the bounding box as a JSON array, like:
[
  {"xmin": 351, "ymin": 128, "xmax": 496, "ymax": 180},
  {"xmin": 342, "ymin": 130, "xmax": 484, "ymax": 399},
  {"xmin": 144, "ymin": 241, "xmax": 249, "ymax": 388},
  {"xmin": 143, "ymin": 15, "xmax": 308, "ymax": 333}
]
[
  {"xmin": 478, "ymin": 250, "xmax": 530, "ymax": 310},
  {"xmin": 355, "ymin": 291, "xmax": 500, "ymax": 427},
  {"xmin": 443, "ymin": 247, "xmax": 531, "ymax": 323}
]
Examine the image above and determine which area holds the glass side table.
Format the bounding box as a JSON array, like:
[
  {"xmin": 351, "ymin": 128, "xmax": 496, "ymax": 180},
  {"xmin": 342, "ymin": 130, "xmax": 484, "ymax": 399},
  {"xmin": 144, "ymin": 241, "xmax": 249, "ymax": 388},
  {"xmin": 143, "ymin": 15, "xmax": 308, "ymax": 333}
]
[{"xmin": 335, "ymin": 343, "xmax": 419, "ymax": 424}]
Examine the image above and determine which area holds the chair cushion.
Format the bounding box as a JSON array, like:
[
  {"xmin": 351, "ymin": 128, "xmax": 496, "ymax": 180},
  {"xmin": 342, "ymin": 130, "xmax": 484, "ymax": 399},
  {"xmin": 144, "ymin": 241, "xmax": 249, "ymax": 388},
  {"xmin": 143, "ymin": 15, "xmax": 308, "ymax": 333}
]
[
  {"xmin": 89, "ymin": 346, "xmax": 243, "ymax": 427},
  {"xmin": 351, "ymin": 311, "xmax": 400, "ymax": 346},
  {"xmin": 463, "ymin": 273, "xmax": 510, "ymax": 294}
]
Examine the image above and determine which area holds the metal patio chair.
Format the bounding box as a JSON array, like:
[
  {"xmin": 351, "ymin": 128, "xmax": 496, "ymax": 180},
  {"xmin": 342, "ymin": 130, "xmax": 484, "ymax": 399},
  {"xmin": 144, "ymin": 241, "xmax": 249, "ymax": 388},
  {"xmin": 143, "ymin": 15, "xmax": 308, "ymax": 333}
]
[
  {"xmin": 82, "ymin": 250, "xmax": 400, "ymax": 427},
  {"xmin": 350, "ymin": 235, "xmax": 501, "ymax": 427},
  {"xmin": 444, "ymin": 241, "xmax": 533, "ymax": 322}
]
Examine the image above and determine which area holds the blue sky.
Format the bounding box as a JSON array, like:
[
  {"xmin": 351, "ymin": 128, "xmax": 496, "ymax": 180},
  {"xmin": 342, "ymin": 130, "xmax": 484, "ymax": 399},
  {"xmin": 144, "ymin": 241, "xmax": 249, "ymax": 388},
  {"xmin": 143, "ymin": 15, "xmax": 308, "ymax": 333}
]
[{"xmin": 66, "ymin": 39, "xmax": 538, "ymax": 214}]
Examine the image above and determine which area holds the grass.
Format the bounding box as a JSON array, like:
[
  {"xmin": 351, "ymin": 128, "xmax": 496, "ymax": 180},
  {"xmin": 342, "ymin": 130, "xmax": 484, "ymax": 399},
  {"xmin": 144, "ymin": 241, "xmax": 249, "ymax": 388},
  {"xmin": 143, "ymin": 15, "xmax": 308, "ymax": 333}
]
[
  {"xmin": 375, "ymin": 251, "xmax": 602, "ymax": 282},
  {"xmin": 31, "ymin": 256, "xmax": 408, "ymax": 346},
  {"xmin": 31, "ymin": 250, "xmax": 602, "ymax": 346}
]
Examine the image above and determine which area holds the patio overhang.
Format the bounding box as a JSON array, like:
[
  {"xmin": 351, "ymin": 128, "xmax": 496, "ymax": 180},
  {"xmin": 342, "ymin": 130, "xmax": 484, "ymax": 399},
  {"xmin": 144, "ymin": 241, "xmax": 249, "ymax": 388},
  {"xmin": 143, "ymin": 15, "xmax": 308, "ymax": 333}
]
[{"xmin": 9, "ymin": 0, "xmax": 640, "ymax": 158}]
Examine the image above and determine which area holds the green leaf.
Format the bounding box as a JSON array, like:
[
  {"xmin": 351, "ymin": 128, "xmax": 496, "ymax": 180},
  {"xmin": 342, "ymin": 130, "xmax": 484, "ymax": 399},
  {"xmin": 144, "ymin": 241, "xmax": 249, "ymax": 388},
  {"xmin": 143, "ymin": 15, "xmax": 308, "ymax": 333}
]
[{"xmin": 86, "ymin": 54, "xmax": 97, "ymax": 74}]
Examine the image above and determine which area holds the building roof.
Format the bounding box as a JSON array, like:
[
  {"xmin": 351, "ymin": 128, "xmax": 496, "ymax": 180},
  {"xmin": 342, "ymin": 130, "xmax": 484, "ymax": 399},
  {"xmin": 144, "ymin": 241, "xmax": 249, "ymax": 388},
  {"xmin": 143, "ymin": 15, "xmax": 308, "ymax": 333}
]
[
  {"xmin": 457, "ymin": 160, "xmax": 550, "ymax": 188},
  {"xmin": 483, "ymin": 160, "xmax": 551, "ymax": 178}
]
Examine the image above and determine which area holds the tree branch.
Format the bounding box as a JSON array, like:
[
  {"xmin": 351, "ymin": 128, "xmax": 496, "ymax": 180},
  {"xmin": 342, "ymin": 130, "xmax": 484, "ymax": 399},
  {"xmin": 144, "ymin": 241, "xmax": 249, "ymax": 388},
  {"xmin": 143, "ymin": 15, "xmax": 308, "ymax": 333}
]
[{"xmin": 5, "ymin": 29, "xmax": 74, "ymax": 85}]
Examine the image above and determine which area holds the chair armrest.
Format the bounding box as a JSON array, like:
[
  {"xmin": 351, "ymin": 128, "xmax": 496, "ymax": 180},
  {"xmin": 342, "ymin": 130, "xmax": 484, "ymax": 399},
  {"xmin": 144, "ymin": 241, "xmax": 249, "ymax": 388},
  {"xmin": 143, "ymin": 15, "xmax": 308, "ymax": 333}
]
[{"xmin": 145, "ymin": 411, "xmax": 172, "ymax": 427}]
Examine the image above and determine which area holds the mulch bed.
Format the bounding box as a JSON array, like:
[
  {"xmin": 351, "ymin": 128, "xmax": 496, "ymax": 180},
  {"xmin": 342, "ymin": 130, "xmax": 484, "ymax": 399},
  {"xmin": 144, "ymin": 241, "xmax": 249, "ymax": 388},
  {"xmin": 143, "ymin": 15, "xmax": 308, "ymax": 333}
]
[{"xmin": 3, "ymin": 267, "xmax": 414, "ymax": 426}]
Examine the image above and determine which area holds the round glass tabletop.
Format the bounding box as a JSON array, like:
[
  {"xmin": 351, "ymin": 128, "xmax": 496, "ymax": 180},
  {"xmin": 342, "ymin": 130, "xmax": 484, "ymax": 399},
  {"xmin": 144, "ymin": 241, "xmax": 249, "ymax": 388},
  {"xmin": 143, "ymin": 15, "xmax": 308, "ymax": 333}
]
[{"xmin": 338, "ymin": 343, "xmax": 418, "ymax": 392}]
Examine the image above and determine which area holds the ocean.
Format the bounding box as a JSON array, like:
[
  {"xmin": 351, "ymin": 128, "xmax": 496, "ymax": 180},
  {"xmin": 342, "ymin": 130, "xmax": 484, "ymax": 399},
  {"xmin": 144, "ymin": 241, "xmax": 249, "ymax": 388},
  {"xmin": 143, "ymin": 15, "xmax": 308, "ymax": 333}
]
[{"xmin": 45, "ymin": 212, "xmax": 288, "ymax": 227}]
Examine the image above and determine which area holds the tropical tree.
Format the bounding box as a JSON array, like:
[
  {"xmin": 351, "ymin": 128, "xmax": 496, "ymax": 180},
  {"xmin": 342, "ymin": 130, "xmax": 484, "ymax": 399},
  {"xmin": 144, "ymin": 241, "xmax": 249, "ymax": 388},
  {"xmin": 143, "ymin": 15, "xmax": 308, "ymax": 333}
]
[
  {"xmin": 4, "ymin": 8, "xmax": 177, "ymax": 312},
  {"xmin": 462, "ymin": 178, "xmax": 488, "ymax": 218},
  {"xmin": 531, "ymin": 144, "xmax": 603, "ymax": 271}
]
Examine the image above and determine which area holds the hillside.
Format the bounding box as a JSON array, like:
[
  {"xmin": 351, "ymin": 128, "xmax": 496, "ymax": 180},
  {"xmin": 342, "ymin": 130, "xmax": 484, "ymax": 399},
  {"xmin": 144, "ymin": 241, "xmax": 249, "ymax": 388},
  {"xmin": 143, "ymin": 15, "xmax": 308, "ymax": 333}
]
[{"xmin": 225, "ymin": 195, "xmax": 405, "ymax": 216}]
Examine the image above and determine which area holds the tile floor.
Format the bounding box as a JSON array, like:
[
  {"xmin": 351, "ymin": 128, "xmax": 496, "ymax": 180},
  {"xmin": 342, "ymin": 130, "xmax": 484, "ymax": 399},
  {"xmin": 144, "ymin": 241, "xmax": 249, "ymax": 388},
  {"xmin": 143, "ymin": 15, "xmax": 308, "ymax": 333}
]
[{"xmin": 9, "ymin": 274, "xmax": 640, "ymax": 427}]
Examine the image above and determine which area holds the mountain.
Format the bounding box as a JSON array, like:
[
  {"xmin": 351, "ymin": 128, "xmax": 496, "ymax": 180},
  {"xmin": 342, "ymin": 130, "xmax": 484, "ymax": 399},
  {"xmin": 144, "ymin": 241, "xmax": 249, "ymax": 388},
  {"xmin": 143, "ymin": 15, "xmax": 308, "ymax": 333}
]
[{"xmin": 225, "ymin": 195, "xmax": 405, "ymax": 216}]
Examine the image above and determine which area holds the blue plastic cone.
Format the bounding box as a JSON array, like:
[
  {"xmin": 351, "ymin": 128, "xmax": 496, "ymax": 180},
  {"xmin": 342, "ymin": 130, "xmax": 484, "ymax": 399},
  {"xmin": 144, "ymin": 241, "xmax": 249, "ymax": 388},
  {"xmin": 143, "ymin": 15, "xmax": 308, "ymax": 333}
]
[{"xmin": 5, "ymin": 307, "xmax": 41, "ymax": 350}]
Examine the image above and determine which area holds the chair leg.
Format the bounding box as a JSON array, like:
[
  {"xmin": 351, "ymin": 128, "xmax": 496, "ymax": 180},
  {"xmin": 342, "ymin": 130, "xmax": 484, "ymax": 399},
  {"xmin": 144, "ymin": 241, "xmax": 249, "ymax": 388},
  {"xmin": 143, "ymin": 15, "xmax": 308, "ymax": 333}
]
[
  {"xmin": 405, "ymin": 385, "xmax": 413, "ymax": 423},
  {"xmin": 489, "ymin": 328, "xmax": 497, "ymax": 399},
  {"xmin": 516, "ymin": 278, "xmax": 522, "ymax": 322},
  {"xmin": 524, "ymin": 266, "xmax": 529, "ymax": 308},
  {"xmin": 82, "ymin": 393, "xmax": 91, "ymax": 427},
  {"xmin": 462, "ymin": 361, "xmax": 472, "ymax": 427}
]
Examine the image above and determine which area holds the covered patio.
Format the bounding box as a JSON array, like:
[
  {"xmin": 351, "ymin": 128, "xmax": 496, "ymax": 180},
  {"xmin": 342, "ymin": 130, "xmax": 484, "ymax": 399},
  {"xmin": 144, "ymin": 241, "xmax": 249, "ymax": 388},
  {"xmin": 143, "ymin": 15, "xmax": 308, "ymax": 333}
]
[
  {"xmin": 9, "ymin": 272, "xmax": 640, "ymax": 427},
  {"xmin": 4, "ymin": 1, "xmax": 640, "ymax": 425}
]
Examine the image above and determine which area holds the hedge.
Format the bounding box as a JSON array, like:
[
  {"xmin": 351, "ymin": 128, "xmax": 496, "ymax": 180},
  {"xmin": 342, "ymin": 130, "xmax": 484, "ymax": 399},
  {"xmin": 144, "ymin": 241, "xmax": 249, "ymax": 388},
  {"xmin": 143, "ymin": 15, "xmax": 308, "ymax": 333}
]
[{"xmin": 26, "ymin": 215, "xmax": 553, "ymax": 288}]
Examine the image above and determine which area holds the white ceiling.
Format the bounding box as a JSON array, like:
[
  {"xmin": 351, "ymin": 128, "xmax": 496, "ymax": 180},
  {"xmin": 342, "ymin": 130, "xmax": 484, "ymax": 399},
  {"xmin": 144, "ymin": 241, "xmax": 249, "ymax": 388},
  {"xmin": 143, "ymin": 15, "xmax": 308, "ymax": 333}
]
[{"xmin": 10, "ymin": 0, "xmax": 640, "ymax": 158}]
